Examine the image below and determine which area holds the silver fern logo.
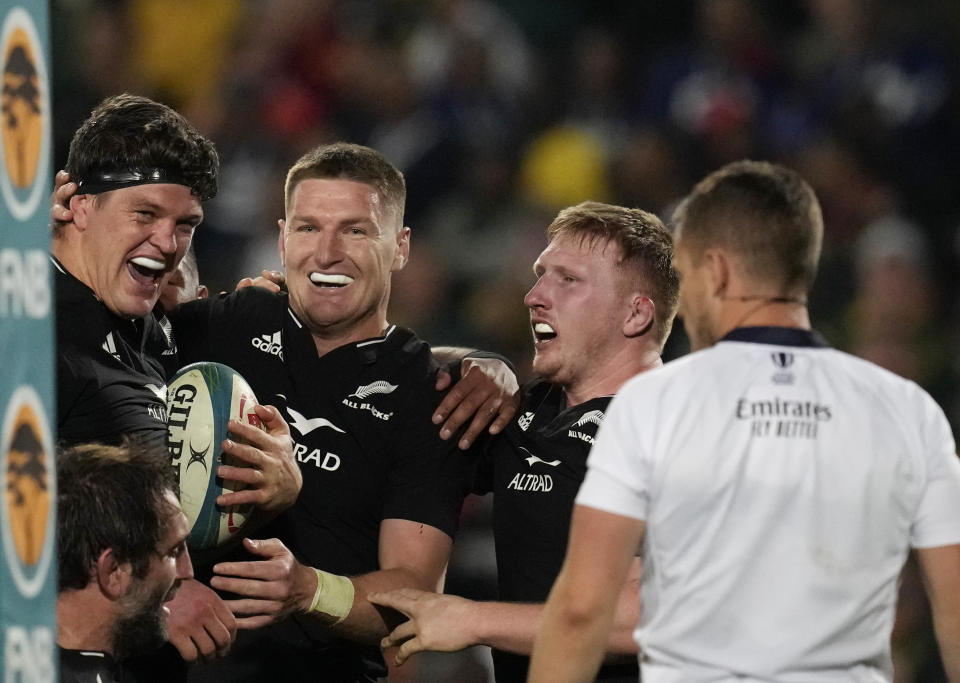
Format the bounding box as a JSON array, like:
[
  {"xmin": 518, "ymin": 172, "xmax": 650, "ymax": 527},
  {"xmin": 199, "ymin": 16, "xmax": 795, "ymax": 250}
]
[
  {"xmin": 342, "ymin": 381, "xmax": 397, "ymax": 421},
  {"xmin": 349, "ymin": 381, "xmax": 399, "ymax": 399},
  {"xmin": 575, "ymin": 410, "xmax": 605, "ymax": 428}
]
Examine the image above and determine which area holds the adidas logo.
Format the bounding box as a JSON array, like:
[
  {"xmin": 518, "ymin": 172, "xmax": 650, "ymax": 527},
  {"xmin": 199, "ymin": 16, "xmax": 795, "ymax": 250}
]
[
  {"xmin": 575, "ymin": 410, "xmax": 605, "ymax": 428},
  {"xmin": 349, "ymin": 381, "xmax": 398, "ymax": 399},
  {"xmin": 517, "ymin": 411, "xmax": 534, "ymax": 431},
  {"xmin": 102, "ymin": 332, "xmax": 121, "ymax": 361},
  {"xmin": 251, "ymin": 331, "xmax": 283, "ymax": 359}
]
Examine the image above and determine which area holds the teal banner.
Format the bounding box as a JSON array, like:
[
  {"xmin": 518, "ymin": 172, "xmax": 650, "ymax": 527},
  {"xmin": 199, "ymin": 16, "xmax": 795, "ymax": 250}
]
[{"xmin": 0, "ymin": 2, "xmax": 55, "ymax": 682}]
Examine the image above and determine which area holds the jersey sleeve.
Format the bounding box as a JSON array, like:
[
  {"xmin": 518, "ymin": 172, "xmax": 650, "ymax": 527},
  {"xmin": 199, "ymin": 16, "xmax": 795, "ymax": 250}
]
[
  {"xmin": 575, "ymin": 379, "xmax": 653, "ymax": 521},
  {"xmin": 168, "ymin": 288, "xmax": 275, "ymax": 366},
  {"xmin": 380, "ymin": 373, "xmax": 470, "ymax": 538},
  {"xmin": 465, "ymin": 430, "xmax": 496, "ymax": 495},
  {"xmin": 166, "ymin": 294, "xmax": 224, "ymax": 365},
  {"xmin": 55, "ymin": 347, "xmax": 89, "ymax": 434},
  {"xmin": 911, "ymin": 391, "xmax": 960, "ymax": 548}
]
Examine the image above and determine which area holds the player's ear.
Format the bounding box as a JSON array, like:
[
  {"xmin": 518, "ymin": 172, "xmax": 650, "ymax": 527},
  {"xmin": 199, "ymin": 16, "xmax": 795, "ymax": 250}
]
[
  {"xmin": 95, "ymin": 548, "xmax": 133, "ymax": 600},
  {"xmin": 69, "ymin": 194, "xmax": 94, "ymax": 231},
  {"xmin": 277, "ymin": 219, "xmax": 286, "ymax": 268},
  {"xmin": 624, "ymin": 295, "xmax": 654, "ymax": 338},
  {"xmin": 392, "ymin": 226, "xmax": 410, "ymax": 272},
  {"xmin": 703, "ymin": 248, "xmax": 730, "ymax": 299}
]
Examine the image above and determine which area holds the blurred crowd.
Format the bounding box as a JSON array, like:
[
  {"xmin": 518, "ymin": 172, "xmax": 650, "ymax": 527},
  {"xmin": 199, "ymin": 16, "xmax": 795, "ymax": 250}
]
[{"xmin": 51, "ymin": 1, "xmax": 960, "ymax": 680}]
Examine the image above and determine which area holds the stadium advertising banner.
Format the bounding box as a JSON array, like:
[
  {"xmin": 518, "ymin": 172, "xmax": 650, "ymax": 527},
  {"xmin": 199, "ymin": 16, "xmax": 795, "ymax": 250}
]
[{"xmin": 0, "ymin": 1, "xmax": 55, "ymax": 681}]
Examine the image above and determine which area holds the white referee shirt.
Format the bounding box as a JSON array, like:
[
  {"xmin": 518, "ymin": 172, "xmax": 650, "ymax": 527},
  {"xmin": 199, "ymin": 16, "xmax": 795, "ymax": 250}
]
[{"xmin": 577, "ymin": 327, "xmax": 960, "ymax": 683}]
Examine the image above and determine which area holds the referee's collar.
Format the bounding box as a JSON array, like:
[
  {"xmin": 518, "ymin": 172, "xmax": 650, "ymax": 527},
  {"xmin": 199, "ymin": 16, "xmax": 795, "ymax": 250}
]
[{"xmin": 719, "ymin": 326, "xmax": 828, "ymax": 348}]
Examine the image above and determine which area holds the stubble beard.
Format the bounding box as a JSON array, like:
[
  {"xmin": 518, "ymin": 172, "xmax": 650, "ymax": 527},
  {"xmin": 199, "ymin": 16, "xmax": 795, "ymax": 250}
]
[{"xmin": 112, "ymin": 581, "xmax": 171, "ymax": 659}]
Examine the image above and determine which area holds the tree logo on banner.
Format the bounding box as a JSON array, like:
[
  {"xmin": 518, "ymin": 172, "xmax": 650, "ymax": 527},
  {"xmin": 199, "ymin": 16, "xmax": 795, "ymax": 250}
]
[
  {"xmin": 0, "ymin": 7, "xmax": 48, "ymax": 221},
  {"xmin": 1, "ymin": 385, "xmax": 54, "ymax": 598}
]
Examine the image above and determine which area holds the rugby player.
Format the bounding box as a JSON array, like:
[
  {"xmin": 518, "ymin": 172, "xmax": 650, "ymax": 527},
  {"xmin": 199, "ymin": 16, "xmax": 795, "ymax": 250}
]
[
  {"xmin": 52, "ymin": 94, "xmax": 299, "ymax": 673},
  {"xmin": 529, "ymin": 160, "xmax": 960, "ymax": 683},
  {"xmin": 163, "ymin": 142, "xmax": 516, "ymax": 682},
  {"xmin": 57, "ymin": 442, "xmax": 193, "ymax": 683},
  {"xmin": 368, "ymin": 201, "xmax": 679, "ymax": 682}
]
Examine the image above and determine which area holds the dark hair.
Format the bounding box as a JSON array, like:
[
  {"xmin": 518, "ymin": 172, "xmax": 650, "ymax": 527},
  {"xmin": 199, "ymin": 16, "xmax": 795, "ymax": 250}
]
[
  {"xmin": 547, "ymin": 201, "xmax": 679, "ymax": 348},
  {"xmin": 672, "ymin": 160, "xmax": 823, "ymax": 296},
  {"xmin": 65, "ymin": 93, "xmax": 219, "ymax": 202},
  {"xmin": 284, "ymin": 142, "xmax": 406, "ymax": 227},
  {"xmin": 56, "ymin": 442, "xmax": 178, "ymax": 592}
]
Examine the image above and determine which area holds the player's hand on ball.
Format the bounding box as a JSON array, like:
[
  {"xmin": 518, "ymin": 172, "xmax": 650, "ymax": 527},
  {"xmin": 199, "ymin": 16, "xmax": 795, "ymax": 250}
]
[
  {"xmin": 217, "ymin": 404, "xmax": 300, "ymax": 514},
  {"xmin": 434, "ymin": 356, "xmax": 520, "ymax": 449},
  {"xmin": 164, "ymin": 578, "xmax": 237, "ymax": 662},
  {"xmin": 210, "ymin": 537, "xmax": 316, "ymax": 629}
]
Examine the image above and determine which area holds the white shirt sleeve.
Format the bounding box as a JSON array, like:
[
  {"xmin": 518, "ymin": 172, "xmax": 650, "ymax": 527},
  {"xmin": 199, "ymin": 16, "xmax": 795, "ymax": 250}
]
[
  {"xmin": 576, "ymin": 383, "xmax": 652, "ymax": 521},
  {"xmin": 911, "ymin": 391, "xmax": 960, "ymax": 548}
]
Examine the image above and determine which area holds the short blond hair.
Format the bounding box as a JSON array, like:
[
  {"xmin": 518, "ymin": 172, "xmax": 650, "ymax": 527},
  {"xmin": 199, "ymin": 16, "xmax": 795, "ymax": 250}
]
[{"xmin": 547, "ymin": 201, "xmax": 679, "ymax": 348}]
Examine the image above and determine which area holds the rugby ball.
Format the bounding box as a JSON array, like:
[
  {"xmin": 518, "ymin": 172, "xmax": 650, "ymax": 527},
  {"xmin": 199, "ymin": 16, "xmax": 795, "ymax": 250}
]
[{"xmin": 166, "ymin": 362, "xmax": 262, "ymax": 550}]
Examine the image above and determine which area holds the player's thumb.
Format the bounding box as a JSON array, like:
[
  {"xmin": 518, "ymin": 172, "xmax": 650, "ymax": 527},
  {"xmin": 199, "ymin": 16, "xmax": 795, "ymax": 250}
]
[
  {"xmin": 256, "ymin": 404, "xmax": 287, "ymax": 434},
  {"xmin": 243, "ymin": 537, "xmax": 279, "ymax": 557}
]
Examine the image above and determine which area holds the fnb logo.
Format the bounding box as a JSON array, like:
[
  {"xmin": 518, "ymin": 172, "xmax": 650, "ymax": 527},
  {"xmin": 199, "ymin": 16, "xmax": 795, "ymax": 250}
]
[{"xmin": 251, "ymin": 331, "xmax": 283, "ymax": 359}]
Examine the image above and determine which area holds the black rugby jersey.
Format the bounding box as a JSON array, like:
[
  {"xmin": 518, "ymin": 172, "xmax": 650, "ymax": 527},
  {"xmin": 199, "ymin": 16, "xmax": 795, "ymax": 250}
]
[
  {"xmin": 54, "ymin": 257, "xmax": 175, "ymax": 449},
  {"xmin": 59, "ymin": 648, "xmax": 132, "ymax": 683},
  {"xmin": 474, "ymin": 378, "xmax": 637, "ymax": 682},
  {"xmin": 170, "ymin": 287, "xmax": 468, "ymax": 681}
]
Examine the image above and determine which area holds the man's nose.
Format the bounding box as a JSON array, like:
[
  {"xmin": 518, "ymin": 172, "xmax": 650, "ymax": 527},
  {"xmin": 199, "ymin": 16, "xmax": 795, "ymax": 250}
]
[
  {"xmin": 524, "ymin": 279, "xmax": 547, "ymax": 310},
  {"xmin": 151, "ymin": 219, "xmax": 179, "ymax": 255},
  {"xmin": 176, "ymin": 547, "xmax": 194, "ymax": 580},
  {"xmin": 312, "ymin": 230, "xmax": 345, "ymax": 266}
]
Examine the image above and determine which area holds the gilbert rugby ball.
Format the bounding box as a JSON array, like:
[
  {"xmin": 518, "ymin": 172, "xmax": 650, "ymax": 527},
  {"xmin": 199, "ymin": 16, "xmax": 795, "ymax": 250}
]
[{"xmin": 166, "ymin": 362, "xmax": 262, "ymax": 550}]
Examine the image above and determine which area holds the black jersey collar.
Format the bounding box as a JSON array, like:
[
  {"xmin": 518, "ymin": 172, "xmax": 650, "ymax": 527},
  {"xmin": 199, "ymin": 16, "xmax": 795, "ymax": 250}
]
[
  {"xmin": 719, "ymin": 326, "xmax": 829, "ymax": 348},
  {"xmin": 51, "ymin": 254, "xmax": 97, "ymax": 304},
  {"xmin": 285, "ymin": 305, "xmax": 402, "ymax": 363},
  {"xmin": 285, "ymin": 305, "xmax": 397, "ymax": 347}
]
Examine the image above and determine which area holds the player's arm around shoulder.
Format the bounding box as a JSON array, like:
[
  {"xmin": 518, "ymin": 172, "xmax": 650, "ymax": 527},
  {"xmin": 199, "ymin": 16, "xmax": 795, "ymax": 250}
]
[
  {"xmin": 431, "ymin": 346, "xmax": 520, "ymax": 450},
  {"xmin": 166, "ymin": 285, "xmax": 282, "ymax": 364}
]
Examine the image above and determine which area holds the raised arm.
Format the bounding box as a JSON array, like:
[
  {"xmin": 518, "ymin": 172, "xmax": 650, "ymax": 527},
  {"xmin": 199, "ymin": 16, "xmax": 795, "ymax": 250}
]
[{"xmin": 528, "ymin": 504, "xmax": 645, "ymax": 683}]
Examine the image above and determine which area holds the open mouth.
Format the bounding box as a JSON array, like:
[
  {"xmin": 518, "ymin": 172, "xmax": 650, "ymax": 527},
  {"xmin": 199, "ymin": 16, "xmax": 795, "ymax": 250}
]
[
  {"xmin": 533, "ymin": 322, "xmax": 557, "ymax": 343},
  {"xmin": 127, "ymin": 256, "xmax": 166, "ymax": 287},
  {"xmin": 309, "ymin": 272, "xmax": 354, "ymax": 288}
]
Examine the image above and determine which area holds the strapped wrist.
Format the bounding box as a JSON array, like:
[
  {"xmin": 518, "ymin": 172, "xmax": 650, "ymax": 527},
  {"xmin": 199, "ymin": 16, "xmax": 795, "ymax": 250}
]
[{"xmin": 309, "ymin": 568, "xmax": 355, "ymax": 624}]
